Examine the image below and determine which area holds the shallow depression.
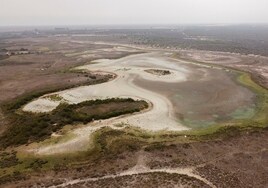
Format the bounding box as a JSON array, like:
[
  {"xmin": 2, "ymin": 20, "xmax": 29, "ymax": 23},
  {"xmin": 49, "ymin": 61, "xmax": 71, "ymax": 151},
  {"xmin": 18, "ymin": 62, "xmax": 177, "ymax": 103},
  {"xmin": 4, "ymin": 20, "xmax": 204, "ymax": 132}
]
[{"xmin": 23, "ymin": 52, "xmax": 257, "ymax": 154}]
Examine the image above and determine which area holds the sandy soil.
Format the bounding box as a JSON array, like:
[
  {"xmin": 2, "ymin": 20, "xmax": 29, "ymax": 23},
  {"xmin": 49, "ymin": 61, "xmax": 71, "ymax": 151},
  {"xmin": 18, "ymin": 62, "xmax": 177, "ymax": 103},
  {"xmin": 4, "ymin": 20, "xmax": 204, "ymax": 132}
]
[{"xmin": 23, "ymin": 98, "xmax": 61, "ymax": 113}]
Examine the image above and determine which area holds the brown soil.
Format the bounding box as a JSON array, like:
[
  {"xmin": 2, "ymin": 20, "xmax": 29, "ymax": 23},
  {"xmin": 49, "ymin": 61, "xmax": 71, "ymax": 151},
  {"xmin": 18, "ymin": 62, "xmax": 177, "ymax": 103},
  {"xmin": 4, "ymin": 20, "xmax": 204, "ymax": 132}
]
[
  {"xmin": 0, "ymin": 38, "xmax": 140, "ymax": 104},
  {"xmin": 145, "ymin": 129, "xmax": 268, "ymax": 187},
  {"xmin": 5, "ymin": 128, "xmax": 267, "ymax": 188}
]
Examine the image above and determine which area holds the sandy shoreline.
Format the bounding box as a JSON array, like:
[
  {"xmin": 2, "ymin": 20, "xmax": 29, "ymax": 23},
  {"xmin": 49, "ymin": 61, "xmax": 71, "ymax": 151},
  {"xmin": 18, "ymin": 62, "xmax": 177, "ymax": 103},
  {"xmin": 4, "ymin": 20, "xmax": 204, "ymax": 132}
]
[
  {"xmin": 23, "ymin": 51, "xmax": 256, "ymax": 155},
  {"xmin": 23, "ymin": 52, "xmax": 190, "ymax": 132}
]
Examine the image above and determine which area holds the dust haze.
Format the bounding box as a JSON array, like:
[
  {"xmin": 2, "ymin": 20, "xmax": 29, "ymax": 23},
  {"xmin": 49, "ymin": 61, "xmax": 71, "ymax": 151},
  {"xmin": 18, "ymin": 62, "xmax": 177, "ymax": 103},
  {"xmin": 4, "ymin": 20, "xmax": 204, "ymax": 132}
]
[{"xmin": 1, "ymin": 0, "xmax": 268, "ymax": 26}]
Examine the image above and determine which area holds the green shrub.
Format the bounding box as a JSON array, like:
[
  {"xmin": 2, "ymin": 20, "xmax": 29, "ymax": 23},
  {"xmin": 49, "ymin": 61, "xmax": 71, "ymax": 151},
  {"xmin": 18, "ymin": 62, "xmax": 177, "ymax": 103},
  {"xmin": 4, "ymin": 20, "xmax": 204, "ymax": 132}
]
[{"xmin": 0, "ymin": 98, "xmax": 148, "ymax": 147}]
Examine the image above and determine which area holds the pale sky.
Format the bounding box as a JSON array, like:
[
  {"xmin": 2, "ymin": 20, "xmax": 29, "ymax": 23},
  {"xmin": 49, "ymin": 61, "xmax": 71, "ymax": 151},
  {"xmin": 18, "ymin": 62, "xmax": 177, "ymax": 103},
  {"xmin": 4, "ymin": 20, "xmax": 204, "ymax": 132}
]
[{"xmin": 0, "ymin": 0, "xmax": 268, "ymax": 26}]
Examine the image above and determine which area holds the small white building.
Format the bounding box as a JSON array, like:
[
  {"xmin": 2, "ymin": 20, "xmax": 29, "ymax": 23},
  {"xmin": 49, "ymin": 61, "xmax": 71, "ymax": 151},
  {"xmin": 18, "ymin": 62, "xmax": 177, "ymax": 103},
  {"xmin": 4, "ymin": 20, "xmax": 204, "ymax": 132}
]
[{"xmin": 18, "ymin": 51, "xmax": 29, "ymax": 55}]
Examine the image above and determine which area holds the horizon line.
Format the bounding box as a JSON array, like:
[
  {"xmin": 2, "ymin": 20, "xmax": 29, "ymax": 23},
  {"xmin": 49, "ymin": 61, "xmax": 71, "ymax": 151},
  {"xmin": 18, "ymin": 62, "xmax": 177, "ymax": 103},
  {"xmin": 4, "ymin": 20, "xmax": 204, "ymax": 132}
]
[{"xmin": 1, "ymin": 22, "xmax": 268, "ymax": 28}]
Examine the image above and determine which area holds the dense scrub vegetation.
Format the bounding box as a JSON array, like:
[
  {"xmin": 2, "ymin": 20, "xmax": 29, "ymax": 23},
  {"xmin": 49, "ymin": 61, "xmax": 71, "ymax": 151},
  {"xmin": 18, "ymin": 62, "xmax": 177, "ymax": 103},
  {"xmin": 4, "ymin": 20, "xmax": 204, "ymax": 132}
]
[
  {"xmin": 0, "ymin": 151, "xmax": 21, "ymax": 169},
  {"xmin": 0, "ymin": 98, "xmax": 148, "ymax": 148}
]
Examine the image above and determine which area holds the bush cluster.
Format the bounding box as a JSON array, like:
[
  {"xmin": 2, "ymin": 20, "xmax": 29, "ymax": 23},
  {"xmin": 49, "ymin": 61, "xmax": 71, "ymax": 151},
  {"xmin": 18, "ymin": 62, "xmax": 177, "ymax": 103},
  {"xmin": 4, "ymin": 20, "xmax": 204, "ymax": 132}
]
[{"xmin": 0, "ymin": 98, "xmax": 148, "ymax": 147}]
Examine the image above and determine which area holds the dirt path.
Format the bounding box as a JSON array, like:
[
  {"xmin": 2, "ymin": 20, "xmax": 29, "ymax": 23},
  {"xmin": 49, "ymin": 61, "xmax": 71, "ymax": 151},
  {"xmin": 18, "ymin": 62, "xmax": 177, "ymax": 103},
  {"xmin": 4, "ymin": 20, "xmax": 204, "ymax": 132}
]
[{"xmin": 50, "ymin": 162, "xmax": 216, "ymax": 188}]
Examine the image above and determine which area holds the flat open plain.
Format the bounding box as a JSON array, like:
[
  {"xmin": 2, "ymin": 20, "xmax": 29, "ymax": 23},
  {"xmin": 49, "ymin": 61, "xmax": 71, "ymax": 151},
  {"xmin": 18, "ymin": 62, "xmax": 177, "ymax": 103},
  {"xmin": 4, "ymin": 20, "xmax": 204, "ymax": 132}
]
[{"xmin": 0, "ymin": 30, "xmax": 267, "ymax": 188}]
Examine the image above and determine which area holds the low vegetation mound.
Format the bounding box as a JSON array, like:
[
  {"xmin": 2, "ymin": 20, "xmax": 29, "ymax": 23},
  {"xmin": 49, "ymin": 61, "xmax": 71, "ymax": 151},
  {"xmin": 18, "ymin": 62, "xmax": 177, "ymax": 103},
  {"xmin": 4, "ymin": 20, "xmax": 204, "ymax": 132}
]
[
  {"xmin": 145, "ymin": 69, "xmax": 171, "ymax": 76},
  {"xmin": 0, "ymin": 98, "xmax": 148, "ymax": 148}
]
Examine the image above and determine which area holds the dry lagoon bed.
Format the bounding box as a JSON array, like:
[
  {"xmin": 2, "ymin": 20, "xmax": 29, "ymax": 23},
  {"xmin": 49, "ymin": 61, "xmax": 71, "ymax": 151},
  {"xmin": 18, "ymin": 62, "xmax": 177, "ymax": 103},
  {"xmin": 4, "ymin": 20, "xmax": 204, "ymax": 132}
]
[{"xmin": 22, "ymin": 52, "xmax": 256, "ymax": 155}]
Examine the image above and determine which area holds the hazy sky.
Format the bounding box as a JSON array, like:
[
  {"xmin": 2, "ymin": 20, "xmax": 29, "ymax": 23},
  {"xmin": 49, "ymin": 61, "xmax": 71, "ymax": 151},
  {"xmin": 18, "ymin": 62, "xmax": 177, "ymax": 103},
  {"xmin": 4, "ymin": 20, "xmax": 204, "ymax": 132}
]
[{"xmin": 1, "ymin": 0, "xmax": 268, "ymax": 26}]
